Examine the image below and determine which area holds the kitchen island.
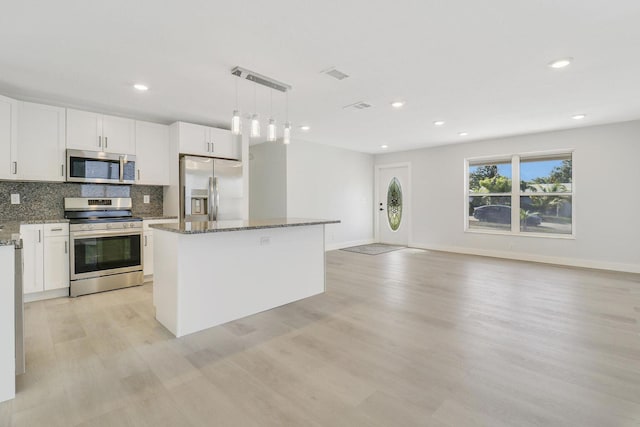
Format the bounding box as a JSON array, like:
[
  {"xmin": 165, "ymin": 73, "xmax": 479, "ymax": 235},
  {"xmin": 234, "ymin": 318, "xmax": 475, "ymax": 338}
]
[
  {"xmin": 0, "ymin": 223, "xmax": 19, "ymax": 403},
  {"xmin": 150, "ymin": 218, "xmax": 339, "ymax": 337}
]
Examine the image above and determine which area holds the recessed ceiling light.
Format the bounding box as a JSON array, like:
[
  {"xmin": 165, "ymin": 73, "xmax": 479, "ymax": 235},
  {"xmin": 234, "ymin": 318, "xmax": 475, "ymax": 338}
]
[
  {"xmin": 391, "ymin": 101, "xmax": 405, "ymax": 108},
  {"xmin": 433, "ymin": 120, "xmax": 445, "ymax": 126},
  {"xmin": 572, "ymin": 114, "xmax": 586, "ymax": 120},
  {"xmin": 458, "ymin": 132, "xmax": 468, "ymax": 136},
  {"xmin": 300, "ymin": 125, "xmax": 310, "ymax": 131},
  {"xmin": 548, "ymin": 58, "xmax": 573, "ymax": 69},
  {"xmin": 133, "ymin": 83, "xmax": 149, "ymax": 91},
  {"xmin": 381, "ymin": 145, "xmax": 388, "ymax": 149}
]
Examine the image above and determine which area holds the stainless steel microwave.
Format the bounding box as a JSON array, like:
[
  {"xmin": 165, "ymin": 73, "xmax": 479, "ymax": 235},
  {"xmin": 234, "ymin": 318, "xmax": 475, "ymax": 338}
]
[{"xmin": 66, "ymin": 149, "xmax": 136, "ymax": 184}]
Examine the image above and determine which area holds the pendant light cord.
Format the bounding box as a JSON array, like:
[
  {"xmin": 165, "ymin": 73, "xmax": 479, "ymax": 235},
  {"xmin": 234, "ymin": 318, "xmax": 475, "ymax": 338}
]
[{"xmin": 235, "ymin": 76, "xmax": 239, "ymax": 110}]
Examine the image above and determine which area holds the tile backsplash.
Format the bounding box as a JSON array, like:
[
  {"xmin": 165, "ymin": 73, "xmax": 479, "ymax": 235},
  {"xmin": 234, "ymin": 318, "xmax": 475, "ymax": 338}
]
[{"xmin": 0, "ymin": 181, "xmax": 163, "ymax": 221}]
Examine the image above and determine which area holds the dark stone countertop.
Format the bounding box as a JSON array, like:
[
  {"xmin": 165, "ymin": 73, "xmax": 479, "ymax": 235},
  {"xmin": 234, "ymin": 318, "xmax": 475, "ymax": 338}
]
[
  {"xmin": 140, "ymin": 216, "xmax": 179, "ymax": 221},
  {"xmin": 149, "ymin": 218, "xmax": 340, "ymax": 234},
  {"xmin": 0, "ymin": 221, "xmax": 21, "ymax": 247}
]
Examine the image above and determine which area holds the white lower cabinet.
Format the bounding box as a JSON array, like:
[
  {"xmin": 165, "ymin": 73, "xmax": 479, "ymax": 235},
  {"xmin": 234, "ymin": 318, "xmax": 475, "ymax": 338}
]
[
  {"xmin": 143, "ymin": 219, "xmax": 178, "ymax": 281},
  {"xmin": 143, "ymin": 231, "xmax": 153, "ymax": 277},
  {"xmin": 21, "ymin": 223, "xmax": 69, "ymax": 296},
  {"xmin": 21, "ymin": 225, "xmax": 44, "ymax": 295}
]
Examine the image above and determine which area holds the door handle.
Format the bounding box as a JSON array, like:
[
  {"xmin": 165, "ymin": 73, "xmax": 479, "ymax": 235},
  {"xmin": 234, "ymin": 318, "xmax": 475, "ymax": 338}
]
[
  {"xmin": 51, "ymin": 228, "xmax": 63, "ymax": 232},
  {"xmin": 105, "ymin": 136, "xmax": 108, "ymax": 149},
  {"xmin": 213, "ymin": 177, "xmax": 219, "ymax": 221},
  {"xmin": 137, "ymin": 169, "xmax": 140, "ymax": 181},
  {"xmin": 210, "ymin": 142, "xmax": 214, "ymax": 153},
  {"xmin": 38, "ymin": 230, "xmax": 41, "ymax": 243},
  {"xmin": 65, "ymin": 241, "xmax": 68, "ymax": 254},
  {"xmin": 98, "ymin": 135, "xmax": 102, "ymax": 148},
  {"xmin": 12, "ymin": 161, "xmax": 17, "ymax": 175},
  {"xmin": 119, "ymin": 155, "xmax": 125, "ymax": 182},
  {"xmin": 208, "ymin": 176, "xmax": 215, "ymax": 221},
  {"xmin": 61, "ymin": 164, "xmax": 65, "ymax": 177}
]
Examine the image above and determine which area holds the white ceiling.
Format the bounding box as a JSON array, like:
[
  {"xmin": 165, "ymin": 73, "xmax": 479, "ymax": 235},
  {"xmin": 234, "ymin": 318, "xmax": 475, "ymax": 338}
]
[{"xmin": 1, "ymin": 0, "xmax": 640, "ymax": 153}]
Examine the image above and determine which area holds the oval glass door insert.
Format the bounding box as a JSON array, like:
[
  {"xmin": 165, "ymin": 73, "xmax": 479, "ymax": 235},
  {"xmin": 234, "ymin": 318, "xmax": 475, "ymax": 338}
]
[{"xmin": 387, "ymin": 177, "xmax": 403, "ymax": 231}]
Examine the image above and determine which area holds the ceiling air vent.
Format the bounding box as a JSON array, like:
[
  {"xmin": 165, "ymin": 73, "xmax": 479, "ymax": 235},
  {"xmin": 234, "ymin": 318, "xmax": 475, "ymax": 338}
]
[
  {"xmin": 343, "ymin": 101, "xmax": 372, "ymax": 110},
  {"xmin": 322, "ymin": 67, "xmax": 349, "ymax": 80}
]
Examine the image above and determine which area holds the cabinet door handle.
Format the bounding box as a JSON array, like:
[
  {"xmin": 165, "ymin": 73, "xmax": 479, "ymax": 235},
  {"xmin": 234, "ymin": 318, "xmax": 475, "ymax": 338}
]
[
  {"xmin": 144, "ymin": 235, "xmax": 147, "ymax": 247},
  {"xmin": 105, "ymin": 136, "xmax": 108, "ymax": 149},
  {"xmin": 38, "ymin": 230, "xmax": 41, "ymax": 243},
  {"xmin": 51, "ymin": 228, "xmax": 63, "ymax": 232},
  {"xmin": 137, "ymin": 169, "xmax": 140, "ymax": 181},
  {"xmin": 65, "ymin": 241, "xmax": 68, "ymax": 254},
  {"xmin": 98, "ymin": 135, "xmax": 102, "ymax": 147},
  {"xmin": 210, "ymin": 142, "xmax": 214, "ymax": 153},
  {"xmin": 12, "ymin": 161, "xmax": 17, "ymax": 175},
  {"xmin": 61, "ymin": 164, "xmax": 65, "ymax": 177}
]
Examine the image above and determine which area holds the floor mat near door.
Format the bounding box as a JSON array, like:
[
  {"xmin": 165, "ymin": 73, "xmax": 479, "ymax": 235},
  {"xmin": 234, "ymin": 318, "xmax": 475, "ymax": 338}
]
[{"xmin": 340, "ymin": 244, "xmax": 406, "ymax": 255}]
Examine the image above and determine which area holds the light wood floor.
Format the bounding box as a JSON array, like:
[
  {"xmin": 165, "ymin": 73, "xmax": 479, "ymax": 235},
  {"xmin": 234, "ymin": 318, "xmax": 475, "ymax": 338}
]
[{"xmin": 1, "ymin": 248, "xmax": 640, "ymax": 426}]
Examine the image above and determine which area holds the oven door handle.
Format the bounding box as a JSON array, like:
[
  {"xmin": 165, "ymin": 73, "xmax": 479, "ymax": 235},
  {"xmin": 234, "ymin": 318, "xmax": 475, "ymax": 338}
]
[{"xmin": 70, "ymin": 229, "xmax": 143, "ymax": 239}]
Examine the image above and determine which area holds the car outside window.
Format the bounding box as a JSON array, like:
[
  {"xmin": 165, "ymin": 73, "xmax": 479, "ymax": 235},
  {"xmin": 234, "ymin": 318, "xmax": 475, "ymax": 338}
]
[{"xmin": 466, "ymin": 152, "xmax": 573, "ymax": 237}]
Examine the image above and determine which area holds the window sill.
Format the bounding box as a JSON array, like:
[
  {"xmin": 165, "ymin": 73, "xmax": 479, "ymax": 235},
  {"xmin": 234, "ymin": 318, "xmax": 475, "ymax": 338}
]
[{"xmin": 464, "ymin": 229, "xmax": 576, "ymax": 240}]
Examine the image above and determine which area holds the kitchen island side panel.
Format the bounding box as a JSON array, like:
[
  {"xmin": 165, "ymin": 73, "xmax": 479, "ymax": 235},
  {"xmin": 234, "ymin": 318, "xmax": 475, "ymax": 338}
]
[
  {"xmin": 0, "ymin": 245, "xmax": 15, "ymax": 403},
  {"xmin": 153, "ymin": 230, "xmax": 180, "ymax": 336},
  {"xmin": 155, "ymin": 224, "xmax": 325, "ymax": 337}
]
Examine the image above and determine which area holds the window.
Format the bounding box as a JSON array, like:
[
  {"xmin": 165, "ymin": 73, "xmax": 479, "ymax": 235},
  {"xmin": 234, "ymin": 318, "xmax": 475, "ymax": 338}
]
[{"xmin": 466, "ymin": 152, "xmax": 573, "ymax": 237}]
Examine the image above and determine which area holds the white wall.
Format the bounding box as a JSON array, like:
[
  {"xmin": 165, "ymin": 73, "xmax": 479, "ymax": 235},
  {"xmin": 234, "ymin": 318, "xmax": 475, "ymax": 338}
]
[
  {"xmin": 376, "ymin": 120, "xmax": 640, "ymax": 273},
  {"xmin": 249, "ymin": 141, "xmax": 287, "ymax": 219},
  {"xmin": 286, "ymin": 141, "xmax": 374, "ymax": 250}
]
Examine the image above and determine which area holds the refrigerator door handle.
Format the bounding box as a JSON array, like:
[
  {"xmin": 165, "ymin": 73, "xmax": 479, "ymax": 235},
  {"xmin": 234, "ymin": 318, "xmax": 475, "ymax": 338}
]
[
  {"xmin": 208, "ymin": 176, "xmax": 215, "ymax": 221},
  {"xmin": 214, "ymin": 177, "xmax": 220, "ymax": 221}
]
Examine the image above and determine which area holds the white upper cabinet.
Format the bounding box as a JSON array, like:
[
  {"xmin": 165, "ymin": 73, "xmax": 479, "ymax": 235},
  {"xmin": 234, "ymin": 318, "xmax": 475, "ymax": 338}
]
[
  {"xmin": 0, "ymin": 95, "xmax": 18, "ymax": 180},
  {"xmin": 16, "ymin": 101, "xmax": 66, "ymax": 182},
  {"xmin": 209, "ymin": 127, "xmax": 239, "ymax": 160},
  {"xmin": 176, "ymin": 121, "xmax": 239, "ymax": 160},
  {"xmin": 176, "ymin": 122, "xmax": 210, "ymax": 156},
  {"xmin": 135, "ymin": 120, "xmax": 170, "ymax": 185},
  {"xmin": 66, "ymin": 109, "xmax": 102, "ymax": 151},
  {"xmin": 67, "ymin": 108, "xmax": 135, "ymax": 154},
  {"xmin": 102, "ymin": 115, "xmax": 135, "ymax": 154}
]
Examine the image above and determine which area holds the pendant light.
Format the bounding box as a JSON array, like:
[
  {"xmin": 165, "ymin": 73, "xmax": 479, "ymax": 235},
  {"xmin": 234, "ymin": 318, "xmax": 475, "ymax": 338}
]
[
  {"xmin": 231, "ymin": 76, "xmax": 241, "ymax": 135},
  {"xmin": 283, "ymin": 91, "xmax": 291, "ymax": 145},
  {"xmin": 250, "ymin": 80, "xmax": 260, "ymax": 138},
  {"xmin": 267, "ymin": 89, "xmax": 277, "ymax": 142}
]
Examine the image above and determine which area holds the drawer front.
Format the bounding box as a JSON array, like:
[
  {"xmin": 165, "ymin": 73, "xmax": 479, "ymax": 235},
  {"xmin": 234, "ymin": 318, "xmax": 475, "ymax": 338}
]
[{"xmin": 44, "ymin": 223, "xmax": 69, "ymax": 237}]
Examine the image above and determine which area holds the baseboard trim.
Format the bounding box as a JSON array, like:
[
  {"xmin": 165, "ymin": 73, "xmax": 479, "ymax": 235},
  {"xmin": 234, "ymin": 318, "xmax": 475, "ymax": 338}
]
[
  {"xmin": 24, "ymin": 287, "xmax": 69, "ymax": 303},
  {"xmin": 326, "ymin": 238, "xmax": 376, "ymax": 252},
  {"xmin": 409, "ymin": 242, "xmax": 640, "ymax": 274}
]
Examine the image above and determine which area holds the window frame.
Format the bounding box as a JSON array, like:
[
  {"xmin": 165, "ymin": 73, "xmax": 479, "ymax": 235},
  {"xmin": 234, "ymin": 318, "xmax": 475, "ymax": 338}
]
[{"xmin": 464, "ymin": 149, "xmax": 575, "ymax": 239}]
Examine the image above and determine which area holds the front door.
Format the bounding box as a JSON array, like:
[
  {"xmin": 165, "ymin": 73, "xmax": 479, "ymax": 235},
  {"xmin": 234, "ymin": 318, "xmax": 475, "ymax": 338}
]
[{"xmin": 377, "ymin": 165, "xmax": 409, "ymax": 245}]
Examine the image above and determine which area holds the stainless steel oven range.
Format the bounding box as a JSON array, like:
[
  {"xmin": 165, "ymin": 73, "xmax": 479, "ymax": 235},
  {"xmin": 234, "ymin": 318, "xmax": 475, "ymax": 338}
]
[{"xmin": 65, "ymin": 197, "xmax": 143, "ymax": 297}]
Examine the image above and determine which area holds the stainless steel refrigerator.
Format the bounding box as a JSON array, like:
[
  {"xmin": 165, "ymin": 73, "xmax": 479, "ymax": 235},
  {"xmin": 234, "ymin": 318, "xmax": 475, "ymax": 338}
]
[{"xmin": 179, "ymin": 155, "xmax": 243, "ymax": 222}]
